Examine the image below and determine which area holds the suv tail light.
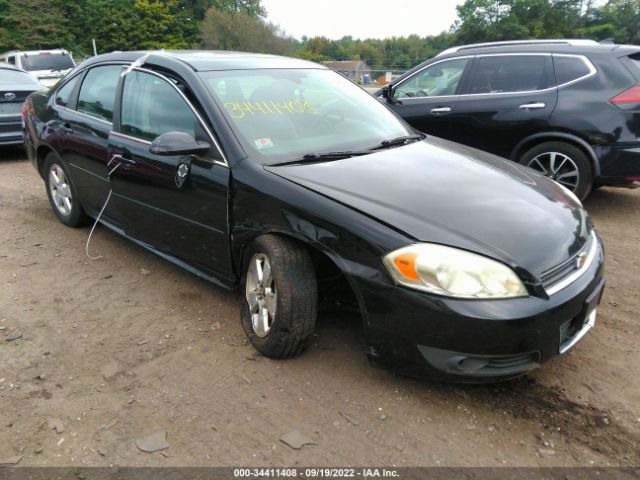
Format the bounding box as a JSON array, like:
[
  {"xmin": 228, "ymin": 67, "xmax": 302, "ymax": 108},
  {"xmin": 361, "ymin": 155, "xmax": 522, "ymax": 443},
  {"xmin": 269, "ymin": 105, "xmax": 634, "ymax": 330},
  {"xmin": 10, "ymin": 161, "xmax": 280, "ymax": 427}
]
[{"xmin": 610, "ymin": 86, "xmax": 640, "ymax": 105}]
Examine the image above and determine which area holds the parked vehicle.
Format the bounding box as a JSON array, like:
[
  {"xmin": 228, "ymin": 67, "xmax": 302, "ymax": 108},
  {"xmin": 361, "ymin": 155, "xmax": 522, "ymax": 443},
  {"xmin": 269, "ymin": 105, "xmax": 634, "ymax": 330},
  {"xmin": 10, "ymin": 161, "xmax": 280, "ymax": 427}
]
[
  {"xmin": 376, "ymin": 39, "xmax": 640, "ymax": 200},
  {"xmin": 23, "ymin": 51, "xmax": 604, "ymax": 382},
  {"xmin": 0, "ymin": 64, "xmax": 41, "ymax": 147},
  {"xmin": 1, "ymin": 49, "xmax": 75, "ymax": 87}
]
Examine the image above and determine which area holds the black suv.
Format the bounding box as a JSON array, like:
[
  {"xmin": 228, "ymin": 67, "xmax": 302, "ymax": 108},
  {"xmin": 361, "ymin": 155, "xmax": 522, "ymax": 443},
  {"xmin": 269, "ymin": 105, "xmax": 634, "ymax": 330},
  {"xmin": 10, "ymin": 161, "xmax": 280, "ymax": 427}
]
[{"xmin": 377, "ymin": 39, "xmax": 640, "ymax": 199}]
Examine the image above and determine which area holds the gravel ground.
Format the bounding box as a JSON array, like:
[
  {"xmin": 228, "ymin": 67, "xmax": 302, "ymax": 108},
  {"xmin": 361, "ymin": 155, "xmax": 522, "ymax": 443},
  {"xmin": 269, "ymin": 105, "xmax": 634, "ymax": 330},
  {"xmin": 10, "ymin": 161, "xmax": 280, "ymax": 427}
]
[{"xmin": 0, "ymin": 148, "xmax": 638, "ymax": 467}]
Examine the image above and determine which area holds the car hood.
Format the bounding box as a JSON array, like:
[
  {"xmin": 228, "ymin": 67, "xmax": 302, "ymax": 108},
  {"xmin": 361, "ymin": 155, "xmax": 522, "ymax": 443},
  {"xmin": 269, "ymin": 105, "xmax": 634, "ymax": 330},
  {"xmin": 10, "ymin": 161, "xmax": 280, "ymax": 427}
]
[{"xmin": 265, "ymin": 137, "xmax": 591, "ymax": 278}]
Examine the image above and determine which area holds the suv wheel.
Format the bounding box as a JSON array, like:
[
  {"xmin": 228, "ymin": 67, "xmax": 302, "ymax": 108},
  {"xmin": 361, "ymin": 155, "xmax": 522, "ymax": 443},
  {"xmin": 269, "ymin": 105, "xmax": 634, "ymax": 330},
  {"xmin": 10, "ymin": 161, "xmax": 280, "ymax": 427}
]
[
  {"xmin": 44, "ymin": 153, "xmax": 89, "ymax": 227},
  {"xmin": 519, "ymin": 141, "xmax": 593, "ymax": 200},
  {"xmin": 240, "ymin": 235, "xmax": 317, "ymax": 358}
]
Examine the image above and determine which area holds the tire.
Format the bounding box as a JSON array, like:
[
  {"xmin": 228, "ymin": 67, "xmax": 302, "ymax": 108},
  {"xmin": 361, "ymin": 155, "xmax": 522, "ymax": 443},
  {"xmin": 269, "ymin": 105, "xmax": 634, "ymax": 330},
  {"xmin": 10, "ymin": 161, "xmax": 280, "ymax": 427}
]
[
  {"xmin": 240, "ymin": 234, "xmax": 317, "ymax": 358},
  {"xmin": 519, "ymin": 141, "xmax": 593, "ymax": 201},
  {"xmin": 44, "ymin": 153, "xmax": 89, "ymax": 227}
]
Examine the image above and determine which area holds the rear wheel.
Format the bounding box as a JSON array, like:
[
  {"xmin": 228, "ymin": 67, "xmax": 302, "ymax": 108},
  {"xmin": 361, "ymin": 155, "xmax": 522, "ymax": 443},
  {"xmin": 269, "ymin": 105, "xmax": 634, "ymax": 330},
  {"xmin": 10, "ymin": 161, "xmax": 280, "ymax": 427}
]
[
  {"xmin": 44, "ymin": 153, "xmax": 89, "ymax": 227},
  {"xmin": 519, "ymin": 141, "xmax": 593, "ymax": 200},
  {"xmin": 240, "ymin": 235, "xmax": 317, "ymax": 358}
]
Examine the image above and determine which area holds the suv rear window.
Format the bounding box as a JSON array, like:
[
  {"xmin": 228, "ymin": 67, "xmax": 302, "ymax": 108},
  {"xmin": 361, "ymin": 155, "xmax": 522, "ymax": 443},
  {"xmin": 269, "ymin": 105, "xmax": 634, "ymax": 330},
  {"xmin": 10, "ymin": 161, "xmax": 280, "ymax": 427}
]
[
  {"xmin": 20, "ymin": 53, "xmax": 74, "ymax": 72},
  {"xmin": 553, "ymin": 55, "xmax": 593, "ymax": 86}
]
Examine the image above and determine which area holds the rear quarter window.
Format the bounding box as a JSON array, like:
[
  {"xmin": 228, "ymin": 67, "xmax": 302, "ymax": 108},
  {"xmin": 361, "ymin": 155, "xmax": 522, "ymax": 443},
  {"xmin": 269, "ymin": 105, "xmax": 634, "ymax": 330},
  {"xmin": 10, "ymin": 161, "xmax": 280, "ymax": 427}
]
[
  {"xmin": 625, "ymin": 54, "xmax": 640, "ymax": 81},
  {"xmin": 55, "ymin": 75, "xmax": 80, "ymax": 107},
  {"xmin": 553, "ymin": 55, "xmax": 593, "ymax": 86}
]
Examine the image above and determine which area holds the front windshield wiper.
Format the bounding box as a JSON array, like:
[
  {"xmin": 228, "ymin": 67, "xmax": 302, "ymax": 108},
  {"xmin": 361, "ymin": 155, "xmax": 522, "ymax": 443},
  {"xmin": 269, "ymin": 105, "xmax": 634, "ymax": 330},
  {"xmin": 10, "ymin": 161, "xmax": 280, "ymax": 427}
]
[
  {"xmin": 371, "ymin": 134, "xmax": 425, "ymax": 150},
  {"xmin": 270, "ymin": 150, "xmax": 372, "ymax": 166}
]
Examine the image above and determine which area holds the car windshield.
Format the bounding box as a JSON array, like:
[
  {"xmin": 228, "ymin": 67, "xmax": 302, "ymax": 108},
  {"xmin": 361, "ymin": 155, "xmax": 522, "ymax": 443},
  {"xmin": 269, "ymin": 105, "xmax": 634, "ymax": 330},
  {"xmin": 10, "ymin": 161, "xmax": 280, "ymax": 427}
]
[
  {"xmin": 20, "ymin": 53, "xmax": 74, "ymax": 71},
  {"xmin": 199, "ymin": 69, "xmax": 413, "ymax": 161},
  {"xmin": 0, "ymin": 69, "xmax": 39, "ymax": 85}
]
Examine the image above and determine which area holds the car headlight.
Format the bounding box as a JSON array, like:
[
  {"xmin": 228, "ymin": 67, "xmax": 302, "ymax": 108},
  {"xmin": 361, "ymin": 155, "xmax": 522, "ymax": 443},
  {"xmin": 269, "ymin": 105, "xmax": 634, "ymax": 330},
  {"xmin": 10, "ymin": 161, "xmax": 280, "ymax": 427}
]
[{"xmin": 383, "ymin": 244, "xmax": 527, "ymax": 299}]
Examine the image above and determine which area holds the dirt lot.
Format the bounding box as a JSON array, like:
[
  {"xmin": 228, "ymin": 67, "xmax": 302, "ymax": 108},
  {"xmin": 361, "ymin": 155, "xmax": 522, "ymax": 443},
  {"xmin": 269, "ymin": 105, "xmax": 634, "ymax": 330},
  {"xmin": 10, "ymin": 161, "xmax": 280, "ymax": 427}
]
[{"xmin": 0, "ymin": 148, "xmax": 638, "ymax": 467}]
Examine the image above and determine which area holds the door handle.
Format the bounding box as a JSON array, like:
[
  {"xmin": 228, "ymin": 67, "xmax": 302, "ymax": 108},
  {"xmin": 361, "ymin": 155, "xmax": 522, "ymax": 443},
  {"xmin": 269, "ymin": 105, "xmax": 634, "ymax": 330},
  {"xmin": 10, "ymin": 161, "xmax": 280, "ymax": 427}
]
[
  {"xmin": 430, "ymin": 107, "xmax": 452, "ymax": 114},
  {"xmin": 109, "ymin": 153, "xmax": 136, "ymax": 169},
  {"xmin": 519, "ymin": 102, "xmax": 546, "ymax": 110}
]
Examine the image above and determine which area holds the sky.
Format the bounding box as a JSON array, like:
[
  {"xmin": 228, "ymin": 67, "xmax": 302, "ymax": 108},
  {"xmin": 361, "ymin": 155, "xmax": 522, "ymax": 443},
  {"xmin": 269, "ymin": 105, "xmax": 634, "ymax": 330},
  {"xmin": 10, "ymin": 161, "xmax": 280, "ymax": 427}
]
[{"xmin": 261, "ymin": 0, "xmax": 465, "ymax": 40}]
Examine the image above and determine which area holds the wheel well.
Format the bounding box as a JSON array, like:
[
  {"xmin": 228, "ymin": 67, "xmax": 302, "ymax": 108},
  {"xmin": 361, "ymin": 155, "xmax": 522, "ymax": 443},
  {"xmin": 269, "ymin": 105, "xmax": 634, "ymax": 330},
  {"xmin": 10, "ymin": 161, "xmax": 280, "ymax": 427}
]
[
  {"xmin": 512, "ymin": 135, "xmax": 598, "ymax": 177},
  {"xmin": 36, "ymin": 145, "xmax": 53, "ymax": 177},
  {"xmin": 240, "ymin": 232, "xmax": 362, "ymax": 317}
]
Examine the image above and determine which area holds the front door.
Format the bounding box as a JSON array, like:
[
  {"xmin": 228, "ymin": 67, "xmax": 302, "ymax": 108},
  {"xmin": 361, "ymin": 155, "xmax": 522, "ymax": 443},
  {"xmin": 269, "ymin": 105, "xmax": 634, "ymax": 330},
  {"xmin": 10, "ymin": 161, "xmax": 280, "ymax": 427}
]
[
  {"xmin": 109, "ymin": 69, "xmax": 232, "ymax": 281},
  {"xmin": 448, "ymin": 54, "xmax": 558, "ymax": 159},
  {"xmin": 383, "ymin": 57, "xmax": 473, "ymax": 138}
]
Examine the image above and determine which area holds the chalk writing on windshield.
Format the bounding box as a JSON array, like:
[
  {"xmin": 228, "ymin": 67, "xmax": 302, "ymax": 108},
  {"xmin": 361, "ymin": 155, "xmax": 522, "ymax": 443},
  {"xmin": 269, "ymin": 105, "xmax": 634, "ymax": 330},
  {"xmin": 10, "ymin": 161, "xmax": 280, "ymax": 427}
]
[{"xmin": 224, "ymin": 100, "xmax": 317, "ymax": 119}]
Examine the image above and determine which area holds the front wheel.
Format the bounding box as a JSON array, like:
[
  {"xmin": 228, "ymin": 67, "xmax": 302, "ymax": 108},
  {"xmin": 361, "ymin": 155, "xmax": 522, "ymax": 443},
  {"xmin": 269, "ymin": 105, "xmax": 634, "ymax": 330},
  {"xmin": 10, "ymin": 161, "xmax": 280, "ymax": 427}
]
[
  {"xmin": 519, "ymin": 141, "xmax": 593, "ymax": 201},
  {"xmin": 44, "ymin": 153, "xmax": 89, "ymax": 227},
  {"xmin": 240, "ymin": 235, "xmax": 317, "ymax": 358}
]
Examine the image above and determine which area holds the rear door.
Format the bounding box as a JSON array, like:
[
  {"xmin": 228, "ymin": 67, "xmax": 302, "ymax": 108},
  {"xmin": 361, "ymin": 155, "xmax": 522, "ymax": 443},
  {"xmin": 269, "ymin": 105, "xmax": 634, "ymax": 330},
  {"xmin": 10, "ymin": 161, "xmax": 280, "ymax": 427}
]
[
  {"xmin": 383, "ymin": 57, "xmax": 473, "ymax": 138},
  {"xmin": 449, "ymin": 54, "xmax": 558, "ymax": 158},
  {"xmin": 55, "ymin": 64, "xmax": 122, "ymax": 216},
  {"xmin": 108, "ymin": 68, "xmax": 232, "ymax": 280}
]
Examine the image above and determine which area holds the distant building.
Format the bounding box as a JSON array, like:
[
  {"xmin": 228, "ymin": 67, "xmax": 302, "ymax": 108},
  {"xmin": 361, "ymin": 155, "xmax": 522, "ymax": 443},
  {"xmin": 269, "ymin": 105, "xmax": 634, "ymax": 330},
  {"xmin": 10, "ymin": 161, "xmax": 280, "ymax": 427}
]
[{"xmin": 322, "ymin": 60, "xmax": 371, "ymax": 82}]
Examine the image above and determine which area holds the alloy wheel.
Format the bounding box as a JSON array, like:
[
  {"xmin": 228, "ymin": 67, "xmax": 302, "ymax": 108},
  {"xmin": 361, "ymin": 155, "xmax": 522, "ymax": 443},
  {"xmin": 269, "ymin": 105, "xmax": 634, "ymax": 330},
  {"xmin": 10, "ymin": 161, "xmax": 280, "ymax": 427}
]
[
  {"xmin": 48, "ymin": 164, "xmax": 73, "ymax": 216},
  {"xmin": 526, "ymin": 152, "xmax": 580, "ymax": 192},
  {"xmin": 245, "ymin": 253, "xmax": 277, "ymax": 338}
]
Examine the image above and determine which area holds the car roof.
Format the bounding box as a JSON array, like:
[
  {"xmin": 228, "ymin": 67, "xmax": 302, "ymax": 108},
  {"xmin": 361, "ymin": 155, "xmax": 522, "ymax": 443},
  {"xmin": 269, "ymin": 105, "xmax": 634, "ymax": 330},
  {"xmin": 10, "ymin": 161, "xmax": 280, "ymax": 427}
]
[
  {"xmin": 80, "ymin": 50, "xmax": 325, "ymax": 72},
  {"xmin": 9, "ymin": 49, "xmax": 71, "ymax": 55},
  {"xmin": 436, "ymin": 40, "xmax": 640, "ymax": 59},
  {"xmin": 0, "ymin": 64, "xmax": 31, "ymax": 74},
  {"xmin": 438, "ymin": 43, "xmax": 619, "ymax": 58}
]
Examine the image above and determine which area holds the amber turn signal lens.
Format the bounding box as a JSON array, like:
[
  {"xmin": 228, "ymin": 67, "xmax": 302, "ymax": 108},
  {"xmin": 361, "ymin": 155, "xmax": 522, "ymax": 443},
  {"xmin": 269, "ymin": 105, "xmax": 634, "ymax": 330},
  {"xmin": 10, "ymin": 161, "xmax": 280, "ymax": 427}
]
[{"xmin": 394, "ymin": 252, "xmax": 419, "ymax": 280}]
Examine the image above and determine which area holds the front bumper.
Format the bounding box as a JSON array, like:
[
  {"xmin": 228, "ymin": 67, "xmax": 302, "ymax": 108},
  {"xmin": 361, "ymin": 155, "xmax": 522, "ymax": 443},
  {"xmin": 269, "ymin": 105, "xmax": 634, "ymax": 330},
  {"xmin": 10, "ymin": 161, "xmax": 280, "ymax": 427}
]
[{"xmin": 353, "ymin": 238, "xmax": 605, "ymax": 382}]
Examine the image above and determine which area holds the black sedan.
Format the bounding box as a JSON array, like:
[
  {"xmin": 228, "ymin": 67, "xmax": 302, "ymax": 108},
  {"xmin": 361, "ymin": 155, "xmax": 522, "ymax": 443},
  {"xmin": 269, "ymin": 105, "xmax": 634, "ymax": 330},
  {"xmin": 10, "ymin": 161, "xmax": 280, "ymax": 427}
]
[
  {"xmin": 0, "ymin": 64, "xmax": 41, "ymax": 147},
  {"xmin": 23, "ymin": 51, "xmax": 605, "ymax": 382}
]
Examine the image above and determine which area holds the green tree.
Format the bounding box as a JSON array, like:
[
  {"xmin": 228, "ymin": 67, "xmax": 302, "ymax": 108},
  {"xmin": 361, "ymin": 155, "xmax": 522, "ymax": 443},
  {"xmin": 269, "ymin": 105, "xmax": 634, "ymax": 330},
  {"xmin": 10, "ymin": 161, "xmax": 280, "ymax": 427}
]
[
  {"xmin": 598, "ymin": 0, "xmax": 640, "ymax": 44},
  {"xmin": 212, "ymin": 0, "xmax": 265, "ymax": 17},
  {"xmin": 0, "ymin": 0, "xmax": 74, "ymax": 52},
  {"xmin": 199, "ymin": 7, "xmax": 294, "ymax": 55}
]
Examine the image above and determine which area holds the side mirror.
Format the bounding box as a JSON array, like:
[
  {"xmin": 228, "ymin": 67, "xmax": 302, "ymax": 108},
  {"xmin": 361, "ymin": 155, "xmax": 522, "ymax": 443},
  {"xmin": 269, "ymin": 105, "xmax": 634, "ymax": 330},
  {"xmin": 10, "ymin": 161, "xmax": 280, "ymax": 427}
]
[
  {"xmin": 149, "ymin": 131, "xmax": 210, "ymax": 156},
  {"xmin": 382, "ymin": 84, "xmax": 395, "ymax": 101}
]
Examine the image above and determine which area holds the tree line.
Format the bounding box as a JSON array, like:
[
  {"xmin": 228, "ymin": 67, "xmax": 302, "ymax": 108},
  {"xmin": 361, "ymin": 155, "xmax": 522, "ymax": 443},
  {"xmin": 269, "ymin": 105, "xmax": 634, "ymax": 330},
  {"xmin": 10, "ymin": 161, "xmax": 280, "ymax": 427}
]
[{"xmin": 0, "ymin": 0, "xmax": 638, "ymax": 71}]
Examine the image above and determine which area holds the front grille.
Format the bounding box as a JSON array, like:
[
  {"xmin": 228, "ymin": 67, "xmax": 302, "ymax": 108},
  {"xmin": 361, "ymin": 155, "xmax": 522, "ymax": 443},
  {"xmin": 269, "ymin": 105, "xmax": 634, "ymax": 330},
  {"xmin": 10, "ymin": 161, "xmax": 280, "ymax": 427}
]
[
  {"xmin": 560, "ymin": 316, "xmax": 582, "ymax": 345},
  {"xmin": 483, "ymin": 353, "xmax": 540, "ymax": 371},
  {"xmin": 455, "ymin": 351, "xmax": 540, "ymax": 375},
  {"xmin": 540, "ymin": 232, "xmax": 597, "ymax": 295}
]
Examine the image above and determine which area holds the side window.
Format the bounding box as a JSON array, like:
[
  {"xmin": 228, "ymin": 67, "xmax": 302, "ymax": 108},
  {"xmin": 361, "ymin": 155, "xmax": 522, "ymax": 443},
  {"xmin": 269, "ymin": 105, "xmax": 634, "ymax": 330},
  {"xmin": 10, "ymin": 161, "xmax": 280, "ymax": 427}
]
[
  {"xmin": 394, "ymin": 58, "xmax": 470, "ymax": 98},
  {"xmin": 8, "ymin": 56, "xmax": 16, "ymax": 65},
  {"xmin": 120, "ymin": 70, "xmax": 197, "ymax": 142},
  {"xmin": 553, "ymin": 55, "xmax": 593, "ymax": 86},
  {"xmin": 468, "ymin": 55, "xmax": 551, "ymax": 94},
  {"xmin": 55, "ymin": 75, "xmax": 80, "ymax": 108},
  {"xmin": 77, "ymin": 65, "xmax": 121, "ymax": 122}
]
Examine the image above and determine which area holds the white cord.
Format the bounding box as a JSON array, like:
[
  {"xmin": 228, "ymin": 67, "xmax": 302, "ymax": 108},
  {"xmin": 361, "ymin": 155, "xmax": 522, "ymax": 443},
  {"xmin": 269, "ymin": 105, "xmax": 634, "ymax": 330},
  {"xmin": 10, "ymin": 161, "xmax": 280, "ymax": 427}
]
[
  {"xmin": 120, "ymin": 51, "xmax": 163, "ymax": 78},
  {"xmin": 85, "ymin": 161, "xmax": 121, "ymax": 260}
]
